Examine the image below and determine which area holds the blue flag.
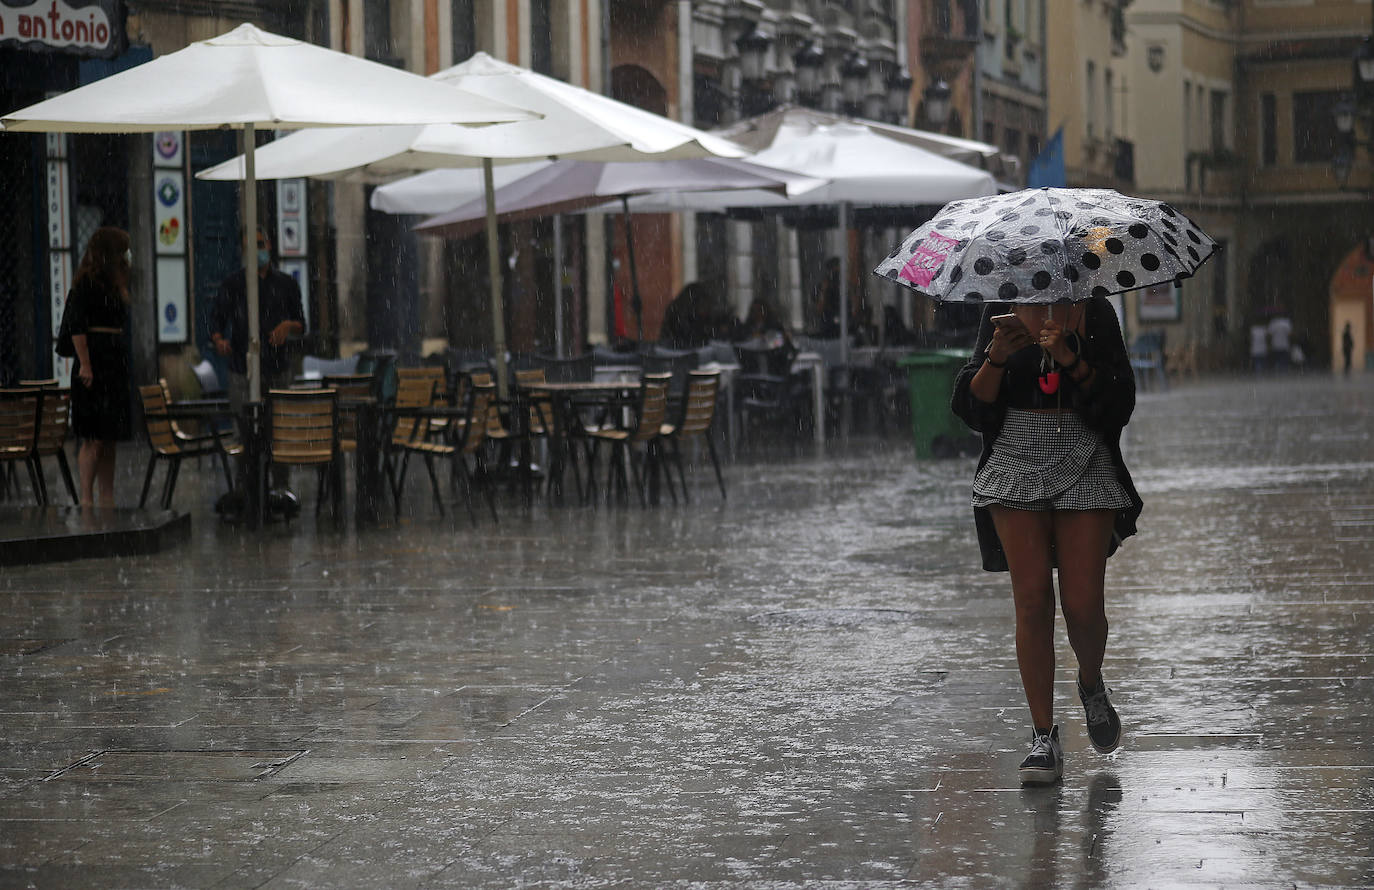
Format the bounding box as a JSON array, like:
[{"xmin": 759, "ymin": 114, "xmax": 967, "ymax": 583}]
[{"xmin": 1028, "ymin": 127, "xmax": 1065, "ymax": 188}]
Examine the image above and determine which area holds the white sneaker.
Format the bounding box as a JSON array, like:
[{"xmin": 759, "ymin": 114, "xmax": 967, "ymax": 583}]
[{"xmin": 1018, "ymin": 725, "xmax": 1064, "ymax": 785}]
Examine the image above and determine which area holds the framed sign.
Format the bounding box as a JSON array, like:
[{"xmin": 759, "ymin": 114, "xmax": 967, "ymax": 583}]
[
  {"xmin": 0, "ymin": 0, "xmax": 125, "ymax": 58},
  {"xmin": 1138, "ymin": 282, "xmax": 1180, "ymax": 322},
  {"xmin": 157, "ymin": 257, "xmax": 188, "ymax": 343},
  {"xmin": 153, "ymin": 170, "xmax": 185, "ymax": 255}
]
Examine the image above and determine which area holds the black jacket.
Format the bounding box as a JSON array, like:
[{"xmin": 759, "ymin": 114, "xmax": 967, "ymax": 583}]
[
  {"xmin": 211, "ymin": 268, "xmax": 305, "ymax": 375},
  {"xmin": 950, "ymin": 296, "xmax": 1144, "ymax": 572}
]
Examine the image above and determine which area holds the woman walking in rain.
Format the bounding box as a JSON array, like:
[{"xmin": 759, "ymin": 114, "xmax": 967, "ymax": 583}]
[
  {"xmin": 875, "ymin": 189, "xmax": 1213, "ymax": 785},
  {"xmin": 66, "ymin": 226, "xmax": 134, "ymax": 507},
  {"xmin": 952, "ymin": 297, "xmax": 1141, "ymax": 784}
]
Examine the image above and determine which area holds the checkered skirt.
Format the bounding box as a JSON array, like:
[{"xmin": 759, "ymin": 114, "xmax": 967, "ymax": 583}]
[{"xmin": 972, "ymin": 409, "xmax": 1134, "ymax": 511}]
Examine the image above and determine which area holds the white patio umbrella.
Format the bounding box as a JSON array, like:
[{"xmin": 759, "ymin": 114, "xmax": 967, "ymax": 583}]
[
  {"xmin": 621, "ymin": 123, "xmax": 998, "ymax": 369},
  {"xmin": 196, "ymin": 52, "xmax": 749, "ymax": 388},
  {"xmin": 0, "ymin": 24, "xmax": 536, "ymax": 402},
  {"xmin": 388, "ymin": 158, "xmax": 818, "ymax": 341}
]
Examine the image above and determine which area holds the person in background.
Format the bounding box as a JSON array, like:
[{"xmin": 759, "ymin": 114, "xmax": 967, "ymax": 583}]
[
  {"xmin": 210, "ymin": 226, "xmax": 305, "ymax": 495},
  {"xmin": 660, "ymin": 281, "xmax": 719, "ymax": 349},
  {"xmin": 1249, "ymin": 322, "xmax": 1269, "ymax": 375},
  {"xmin": 66, "ymin": 227, "xmax": 133, "ymax": 507},
  {"xmin": 1341, "ymin": 322, "xmax": 1355, "ymax": 377},
  {"xmin": 812, "ymin": 258, "xmax": 843, "ymax": 339},
  {"xmin": 736, "ymin": 297, "xmax": 790, "ymax": 346},
  {"xmin": 1267, "ymin": 313, "xmax": 1292, "ymax": 373}
]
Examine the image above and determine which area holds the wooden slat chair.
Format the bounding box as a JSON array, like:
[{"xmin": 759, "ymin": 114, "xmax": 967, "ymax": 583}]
[
  {"xmin": 322, "ymin": 373, "xmax": 375, "ymax": 454},
  {"xmin": 396, "ymin": 367, "xmax": 450, "ymax": 441},
  {"xmin": 137, "ymin": 384, "xmax": 238, "ymax": 509},
  {"xmin": 586, "ymin": 377, "xmax": 669, "ymax": 507},
  {"xmin": 30, "ymin": 388, "xmax": 79, "ymax": 505},
  {"xmin": 385, "ymin": 375, "xmax": 451, "ymax": 517},
  {"xmin": 157, "ymin": 378, "xmax": 220, "ymax": 450},
  {"xmin": 7, "ymin": 381, "xmax": 56, "ymax": 501},
  {"xmin": 266, "ymin": 389, "xmax": 342, "ymax": 520},
  {"xmin": 449, "ymin": 381, "xmax": 499, "ymax": 524},
  {"xmin": 0, "ymin": 389, "xmax": 42, "ymax": 504},
  {"xmin": 659, "ymin": 370, "xmax": 726, "ymax": 502}
]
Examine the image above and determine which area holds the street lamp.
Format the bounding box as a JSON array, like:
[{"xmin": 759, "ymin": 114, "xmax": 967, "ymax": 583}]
[
  {"xmin": 886, "ymin": 68, "xmax": 914, "ymax": 125},
  {"xmin": 841, "ymin": 53, "xmax": 869, "ymax": 116},
  {"xmin": 735, "ymin": 25, "xmax": 772, "ymax": 84},
  {"xmin": 1334, "ymin": 96, "xmax": 1358, "ymax": 136},
  {"xmin": 922, "ymin": 78, "xmax": 952, "ymax": 129},
  {"xmin": 1355, "ymin": 36, "xmax": 1374, "ymax": 103},
  {"xmin": 794, "ymin": 41, "xmax": 825, "ymax": 107}
]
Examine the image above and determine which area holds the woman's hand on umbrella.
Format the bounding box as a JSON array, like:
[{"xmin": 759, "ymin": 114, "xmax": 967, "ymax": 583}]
[
  {"xmin": 1039, "ymin": 319, "xmax": 1077, "ymax": 366},
  {"xmin": 988, "ymin": 320, "xmax": 1033, "ymax": 363}
]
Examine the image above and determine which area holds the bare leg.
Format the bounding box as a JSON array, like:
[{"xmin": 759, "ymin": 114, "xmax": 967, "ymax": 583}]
[
  {"xmin": 1052, "ymin": 509, "xmax": 1117, "ymax": 688},
  {"xmin": 989, "ymin": 505, "xmax": 1057, "ymax": 730},
  {"xmin": 78, "ymin": 440, "xmax": 101, "ymax": 505},
  {"xmin": 94, "ymin": 441, "xmax": 118, "ymax": 507}
]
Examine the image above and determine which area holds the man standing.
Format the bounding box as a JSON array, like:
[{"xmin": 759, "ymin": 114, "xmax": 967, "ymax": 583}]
[
  {"xmin": 210, "ymin": 226, "xmax": 305, "ymax": 496},
  {"xmin": 1267, "ymin": 313, "xmax": 1292, "ymax": 373}
]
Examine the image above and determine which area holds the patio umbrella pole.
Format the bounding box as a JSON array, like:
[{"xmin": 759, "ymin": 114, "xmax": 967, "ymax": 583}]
[
  {"xmin": 837, "ymin": 200, "xmax": 851, "ymax": 439},
  {"xmin": 553, "ymin": 213, "xmax": 564, "ymax": 358},
  {"xmin": 484, "ymin": 157, "xmax": 509, "ymax": 398},
  {"xmin": 245, "ymin": 122, "xmax": 261, "ymax": 404},
  {"xmin": 621, "ymin": 195, "xmax": 644, "ymax": 343}
]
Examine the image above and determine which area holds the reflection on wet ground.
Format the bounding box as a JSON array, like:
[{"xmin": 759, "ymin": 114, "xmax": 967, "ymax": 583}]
[{"xmin": 1, "ymin": 374, "xmax": 1371, "ymax": 887}]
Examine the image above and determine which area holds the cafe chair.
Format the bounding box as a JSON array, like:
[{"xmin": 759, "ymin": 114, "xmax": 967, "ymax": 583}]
[
  {"xmin": 137, "ymin": 384, "xmax": 237, "ymax": 510},
  {"xmin": 659, "ymin": 370, "xmax": 726, "ymax": 502},
  {"xmin": 449, "ymin": 381, "xmax": 499, "ymax": 524},
  {"xmin": 733, "ymin": 340, "xmax": 807, "ymax": 444},
  {"xmin": 532, "ymin": 353, "xmax": 595, "ymax": 383},
  {"xmin": 157, "ymin": 378, "xmax": 221, "ymax": 450},
  {"xmin": 266, "ymin": 388, "xmax": 343, "ymax": 520},
  {"xmin": 30, "ymin": 387, "xmax": 79, "ymax": 506},
  {"xmin": 322, "ymin": 372, "xmax": 375, "ymax": 454},
  {"xmin": 385, "ymin": 375, "xmax": 448, "ymax": 517},
  {"xmin": 0, "ymin": 389, "xmax": 42, "ymax": 505},
  {"xmin": 585, "ymin": 378, "xmax": 669, "ymax": 507},
  {"xmin": 395, "ymin": 367, "xmax": 449, "ymax": 441}
]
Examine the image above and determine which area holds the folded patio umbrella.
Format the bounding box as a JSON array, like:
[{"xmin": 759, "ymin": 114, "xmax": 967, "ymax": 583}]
[{"xmin": 1, "ymin": 24, "xmax": 537, "ymax": 401}]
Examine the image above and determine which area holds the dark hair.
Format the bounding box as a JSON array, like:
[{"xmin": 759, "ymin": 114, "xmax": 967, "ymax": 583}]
[{"xmin": 74, "ymin": 226, "xmax": 131, "ymax": 303}]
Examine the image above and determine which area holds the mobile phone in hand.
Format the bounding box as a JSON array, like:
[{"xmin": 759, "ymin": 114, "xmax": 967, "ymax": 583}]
[{"xmin": 990, "ymin": 313, "xmax": 1021, "ymax": 328}]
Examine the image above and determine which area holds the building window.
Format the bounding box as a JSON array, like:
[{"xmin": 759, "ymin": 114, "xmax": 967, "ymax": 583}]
[
  {"xmin": 1028, "ymin": 133, "xmax": 1041, "ymax": 160},
  {"xmin": 1182, "ymin": 81, "xmax": 1191, "ymax": 151},
  {"xmin": 1104, "ymin": 69, "xmax": 1114, "ymax": 139},
  {"xmin": 1260, "ymin": 93, "xmax": 1277, "ymax": 166},
  {"xmin": 1005, "ymin": 127, "xmax": 1022, "ymax": 159},
  {"xmin": 452, "ymin": 0, "xmax": 474, "ymax": 64},
  {"xmin": 363, "ymin": 0, "xmax": 392, "ymax": 63},
  {"xmin": 1292, "ymin": 91, "xmax": 1341, "ymax": 163},
  {"xmin": 1085, "ymin": 61, "xmax": 1096, "ymax": 140},
  {"xmin": 984, "ymin": 121, "xmax": 997, "ymax": 146},
  {"xmin": 530, "ymin": 0, "xmax": 552, "ymax": 74},
  {"xmin": 1210, "ymin": 90, "xmax": 1228, "ymax": 152}
]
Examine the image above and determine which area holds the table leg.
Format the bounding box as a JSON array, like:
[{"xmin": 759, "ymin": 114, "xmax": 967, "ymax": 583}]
[
  {"xmin": 812, "ymin": 362, "xmax": 825, "ymax": 445},
  {"xmin": 354, "ymin": 403, "xmax": 383, "ymax": 527}
]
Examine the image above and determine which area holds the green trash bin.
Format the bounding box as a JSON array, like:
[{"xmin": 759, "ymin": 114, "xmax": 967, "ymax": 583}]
[{"xmin": 898, "ymin": 350, "xmax": 971, "ymax": 459}]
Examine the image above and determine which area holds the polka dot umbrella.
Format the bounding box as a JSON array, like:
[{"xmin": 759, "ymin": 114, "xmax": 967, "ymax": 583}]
[{"xmin": 873, "ymin": 187, "xmax": 1217, "ymax": 304}]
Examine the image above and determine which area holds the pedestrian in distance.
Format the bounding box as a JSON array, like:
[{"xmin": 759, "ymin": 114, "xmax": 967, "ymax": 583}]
[
  {"xmin": 1267, "ymin": 313, "xmax": 1292, "ymax": 373},
  {"xmin": 1249, "ymin": 323, "xmax": 1269, "ymax": 375},
  {"xmin": 1342, "ymin": 322, "xmax": 1355, "ymax": 377},
  {"xmin": 64, "ymin": 226, "xmax": 134, "ymax": 507},
  {"xmin": 209, "ymin": 225, "xmax": 305, "ymax": 500},
  {"xmin": 952, "ymin": 296, "xmax": 1143, "ymax": 785}
]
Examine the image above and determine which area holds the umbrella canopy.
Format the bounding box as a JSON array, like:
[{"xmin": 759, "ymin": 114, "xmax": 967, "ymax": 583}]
[
  {"xmin": 196, "ymin": 51, "xmax": 747, "ymax": 182},
  {"xmin": 621, "ymin": 123, "xmax": 996, "ymax": 212},
  {"xmin": 370, "ymin": 162, "xmax": 551, "ymax": 215},
  {"xmin": 873, "ymin": 187, "xmax": 1219, "ymax": 304},
  {"xmin": 1, "ymin": 23, "xmax": 537, "ymax": 404},
  {"xmin": 714, "ymin": 104, "xmax": 1003, "ymax": 169},
  {"xmin": 402, "ymin": 158, "xmax": 821, "ymax": 238},
  {"xmin": 0, "ymin": 25, "xmax": 534, "ymax": 133},
  {"xmin": 193, "ymin": 51, "xmax": 747, "ymax": 391}
]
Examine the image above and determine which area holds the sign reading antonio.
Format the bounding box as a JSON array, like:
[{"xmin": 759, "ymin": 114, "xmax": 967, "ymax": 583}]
[{"xmin": 0, "ymin": 0, "xmax": 124, "ymax": 58}]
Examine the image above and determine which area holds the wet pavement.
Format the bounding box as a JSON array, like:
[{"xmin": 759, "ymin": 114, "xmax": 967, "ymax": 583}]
[{"xmin": 2, "ymin": 373, "xmax": 1372, "ymax": 888}]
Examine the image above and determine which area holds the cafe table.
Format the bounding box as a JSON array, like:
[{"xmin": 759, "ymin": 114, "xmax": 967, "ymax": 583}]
[{"xmin": 519, "ymin": 380, "xmax": 643, "ymax": 505}]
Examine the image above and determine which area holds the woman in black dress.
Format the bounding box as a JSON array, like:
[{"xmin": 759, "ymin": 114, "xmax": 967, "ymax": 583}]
[{"xmin": 67, "ymin": 227, "xmax": 133, "ymax": 507}]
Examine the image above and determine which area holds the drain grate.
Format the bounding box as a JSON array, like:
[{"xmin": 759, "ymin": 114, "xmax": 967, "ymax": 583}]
[
  {"xmin": 47, "ymin": 749, "xmax": 307, "ymax": 782},
  {"xmin": 0, "ymin": 639, "xmax": 73, "ymax": 656}
]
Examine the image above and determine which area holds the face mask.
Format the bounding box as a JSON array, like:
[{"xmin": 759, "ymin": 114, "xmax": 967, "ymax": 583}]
[
  {"xmin": 257, "ymin": 249, "xmax": 271, "ymax": 268},
  {"xmin": 123, "ymin": 248, "xmax": 132, "ymax": 265}
]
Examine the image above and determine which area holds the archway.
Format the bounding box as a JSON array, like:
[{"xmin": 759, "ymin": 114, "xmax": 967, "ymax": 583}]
[{"xmin": 1328, "ymin": 243, "xmax": 1374, "ymax": 373}]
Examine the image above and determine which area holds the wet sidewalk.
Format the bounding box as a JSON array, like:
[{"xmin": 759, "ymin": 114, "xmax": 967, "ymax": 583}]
[{"xmin": 2, "ymin": 373, "xmax": 1372, "ymax": 888}]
